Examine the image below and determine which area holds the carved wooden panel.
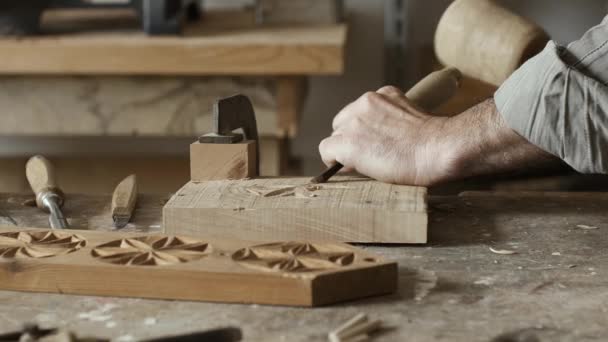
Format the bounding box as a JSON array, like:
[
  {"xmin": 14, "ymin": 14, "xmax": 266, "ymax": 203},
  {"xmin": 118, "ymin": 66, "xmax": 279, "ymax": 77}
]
[
  {"xmin": 0, "ymin": 227, "xmax": 397, "ymax": 307},
  {"xmin": 0, "ymin": 231, "xmax": 86, "ymax": 259},
  {"xmin": 91, "ymin": 236, "xmax": 211, "ymax": 266}
]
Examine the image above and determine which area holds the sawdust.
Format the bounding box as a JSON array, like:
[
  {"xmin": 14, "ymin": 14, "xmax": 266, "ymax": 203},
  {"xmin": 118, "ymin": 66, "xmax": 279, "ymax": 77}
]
[{"xmin": 414, "ymin": 269, "xmax": 438, "ymax": 301}]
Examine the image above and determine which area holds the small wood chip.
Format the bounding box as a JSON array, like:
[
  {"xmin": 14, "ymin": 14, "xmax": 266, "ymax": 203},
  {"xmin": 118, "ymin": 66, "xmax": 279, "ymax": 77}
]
[
  {"xmin": 489, "ymin": 247, "xmax": 517, "ymax": 255},
  {"xmin": 295, "ymin": 187, "xmax": 318, "ymax": 198},
  {"xmin": 245, "ymin": 187, "xmax": 264, "ymax": 196},
  {"xmin": 21, "ymin": 198, "xmax": 37, "ymax": 207},
  {"xmin": 576, "ymin": 224, "xmax": 598, "ymax": 230},
  {"xmin": 263, "ymin": 187, "xmax": 296, "ymax": 197}
]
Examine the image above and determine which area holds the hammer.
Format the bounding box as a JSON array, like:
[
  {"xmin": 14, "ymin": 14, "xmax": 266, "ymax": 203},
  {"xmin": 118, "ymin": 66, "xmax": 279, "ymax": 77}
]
[{"xmin": 311, "ymin": 67, "xmax": 463, "ymax": 184}]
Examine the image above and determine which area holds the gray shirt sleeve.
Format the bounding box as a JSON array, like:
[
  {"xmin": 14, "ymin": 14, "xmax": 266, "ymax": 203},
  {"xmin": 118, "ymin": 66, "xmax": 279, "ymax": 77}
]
[{"xmin": 494, "ymin": 16, "xmax": 608, "ymax": 174}]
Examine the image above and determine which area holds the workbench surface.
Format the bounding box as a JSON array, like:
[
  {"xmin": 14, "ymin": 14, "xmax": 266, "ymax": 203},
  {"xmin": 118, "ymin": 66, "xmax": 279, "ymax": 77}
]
[{"xmin": 0, "ymin": 192, "xmax": 606, "ymax": 341}]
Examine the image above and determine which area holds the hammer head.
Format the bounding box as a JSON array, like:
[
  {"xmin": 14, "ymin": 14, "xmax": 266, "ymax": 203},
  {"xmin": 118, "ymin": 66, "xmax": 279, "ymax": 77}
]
[{"xmin": 199, "ymin": 94, "xmax": 259, "ymax": 144}]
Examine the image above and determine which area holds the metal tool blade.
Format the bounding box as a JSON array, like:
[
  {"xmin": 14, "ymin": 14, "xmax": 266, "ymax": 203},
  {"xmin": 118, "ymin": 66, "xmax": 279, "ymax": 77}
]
[{"xmin": 42, "ymin": 193, "xmax": 69, "ymax": 229}]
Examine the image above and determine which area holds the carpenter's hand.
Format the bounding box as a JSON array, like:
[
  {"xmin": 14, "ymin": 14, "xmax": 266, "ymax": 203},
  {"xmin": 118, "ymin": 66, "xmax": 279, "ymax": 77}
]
[
  {"xmin": 319, "ymin": 88, "xmax": 561, "ymax": 186},
  {"xmin": 319, "ymin": 86, "xmax": 453, "ymax": 186}
]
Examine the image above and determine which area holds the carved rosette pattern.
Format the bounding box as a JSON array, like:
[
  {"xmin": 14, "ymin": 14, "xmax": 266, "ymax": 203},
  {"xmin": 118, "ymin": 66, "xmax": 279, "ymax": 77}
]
[
  {"xmin": 232, "ymin": 242, "xmax": 355, "ymax": 273},
  {"xmin": 0, "ymin": 231, "xmax": 86, "ymax": 259},
  {"xmin": 91, "ymin": 236, "xmax": 211, "ymax": 266}
]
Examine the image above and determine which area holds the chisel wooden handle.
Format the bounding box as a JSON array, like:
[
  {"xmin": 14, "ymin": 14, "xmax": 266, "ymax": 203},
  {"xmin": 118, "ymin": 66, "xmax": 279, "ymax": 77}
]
[
  {"xmin": 26, "ymin": 155, "xmax": 64, "ymax": 209},
  {"xmin": 111, "ymin": 174, "xmax": 138, "ymax": 228},
  {"xmin": 405, "ymin": 67, "xmax": 462, "ymax": 111}
]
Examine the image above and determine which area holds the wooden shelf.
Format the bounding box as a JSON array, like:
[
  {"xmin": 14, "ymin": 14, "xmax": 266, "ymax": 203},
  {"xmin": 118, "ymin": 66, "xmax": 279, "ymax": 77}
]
[{"xmin": 0, "ymin": 10, "xmax": 347, "ymax": 76}]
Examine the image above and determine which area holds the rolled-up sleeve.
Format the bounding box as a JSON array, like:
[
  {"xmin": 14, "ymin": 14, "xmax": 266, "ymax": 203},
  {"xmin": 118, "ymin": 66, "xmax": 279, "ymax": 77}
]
[{"xmin": 495, "ymin": 16, "xmax": 608, "ymax": 174}]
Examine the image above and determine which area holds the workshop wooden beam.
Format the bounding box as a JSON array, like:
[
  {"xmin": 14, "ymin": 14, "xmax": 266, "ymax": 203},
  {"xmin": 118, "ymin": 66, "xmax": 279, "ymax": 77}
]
[{"xmin": 0, "ymin": 10, "xmax": 347, "ymax": 76}]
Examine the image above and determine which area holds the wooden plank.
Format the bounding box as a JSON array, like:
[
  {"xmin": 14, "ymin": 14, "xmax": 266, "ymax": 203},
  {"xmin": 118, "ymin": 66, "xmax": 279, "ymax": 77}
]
[
  {"xmin": 0, "ymin": 11, "xmax": 347, "ymax": 75},
  {"xmin": 163, "ymin": 176, "xmax": 428, "ymax": 243},
  {"xmin": 0, "ymin": 226, "xmax": 397, "ymax": 307}
]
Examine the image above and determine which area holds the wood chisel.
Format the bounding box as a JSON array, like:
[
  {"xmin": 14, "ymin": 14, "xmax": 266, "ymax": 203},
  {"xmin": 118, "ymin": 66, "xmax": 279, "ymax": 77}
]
[
  {"xmin": 25, "ymin": 155, "xmax": 69, "ymax": 229},
  {"xmin": 111, "ymin": 174, "xmax": 138, "ymax": 229},
  {"xmin": 311, "ymin": 67, "xmax": 463, "ymax": 184}
]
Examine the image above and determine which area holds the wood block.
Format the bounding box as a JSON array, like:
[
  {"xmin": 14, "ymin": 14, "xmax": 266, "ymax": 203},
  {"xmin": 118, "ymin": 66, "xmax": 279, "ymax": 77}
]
[
  {"xmin": 0, "ymin": 226, "xmax": 397, "ymax": 307},
  {"xmin": 190, "ymin": 141, "xmax": 257, "ymax": 181},
  {"xmin": 163, "ymin": 176, "xmax": 428, "ymax": 243}
]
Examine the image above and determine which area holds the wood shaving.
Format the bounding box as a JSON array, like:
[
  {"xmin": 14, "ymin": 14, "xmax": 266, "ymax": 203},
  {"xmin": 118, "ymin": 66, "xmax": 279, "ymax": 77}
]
[
  {"xmin": 21, "ymin": 198, "xmax": 37, "ymax": 207},
  {"xmin": 247, "ymin": 185, "xmax": 323, "ymax": 198},
  {"xmin": 489, "ymin": 247, "xmax": 517, "ymax": 255},
  {"xmin": 320, "ymin": 185, "xmax": 354, "ymax": 190},
  {"xmin": 246, "ymin": 187, "xmax": 264, "ymax": 196},
  {"xmin": 262, "ymin": 187, "xmax": 296, "ymax": 197},
  {"xmin": 576, "ymin": 224, "xmax": 598, "ymax": 230},
  {"xmin": 295, "ymin": 187, "xmax": 318, "ymax": 198}
]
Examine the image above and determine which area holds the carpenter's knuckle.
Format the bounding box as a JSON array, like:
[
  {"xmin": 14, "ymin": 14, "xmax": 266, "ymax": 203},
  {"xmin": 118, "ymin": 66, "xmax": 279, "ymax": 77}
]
[
  {"xmin": 378, "ymin": 85, "xmax": 402, "ymax": 96},
  {"xmin": 360, "ymin": 91, "xmax": 379, "ymax": 103}
]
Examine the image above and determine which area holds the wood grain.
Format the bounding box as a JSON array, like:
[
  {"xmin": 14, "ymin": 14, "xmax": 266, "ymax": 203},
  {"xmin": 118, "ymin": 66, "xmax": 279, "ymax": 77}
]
[
  {"xmin": 163, "ymin": 176, "xmax": 428, "ymax": 243},
  {"xmin": 0, "ymin": 226, "xmax": 397, "ymax": 307},
  {"xmin": 190, "ymin": 141, "xmax": 257, "ymax": 181}
]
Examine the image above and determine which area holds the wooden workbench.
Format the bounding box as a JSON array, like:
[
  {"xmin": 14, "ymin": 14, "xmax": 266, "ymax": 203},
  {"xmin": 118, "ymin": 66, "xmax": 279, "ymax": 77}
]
[{"xmin": 0, "ymin": 191, "xmax": 607, "ymax": 341}]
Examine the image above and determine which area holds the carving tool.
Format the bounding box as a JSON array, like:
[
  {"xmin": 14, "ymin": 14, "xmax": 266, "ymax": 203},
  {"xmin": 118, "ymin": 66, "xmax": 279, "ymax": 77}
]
[
  {"xmin": 311, "ymin": 67, "xmax": 463, "ymax": 184},
  {"xmin": 25, "ymin": 155, "xmax": 69, "ymax": 229},
  {"xmin": 111, "ymin": 174, "xmax": 138, "ymax": 229}
]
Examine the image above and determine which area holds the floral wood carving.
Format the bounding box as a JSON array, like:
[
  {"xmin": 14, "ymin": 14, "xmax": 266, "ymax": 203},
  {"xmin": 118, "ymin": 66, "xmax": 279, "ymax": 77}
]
[
  {"xmin": 0, "ymin": 230, "xmax": 86, "ymax": 259},
  {"xmin": 232, "ymin": 242, "xmax": 356, "ymax": 273},
  {"xmin": 91, "ymin": 236, "xmax": 211, "ymax": 266}
]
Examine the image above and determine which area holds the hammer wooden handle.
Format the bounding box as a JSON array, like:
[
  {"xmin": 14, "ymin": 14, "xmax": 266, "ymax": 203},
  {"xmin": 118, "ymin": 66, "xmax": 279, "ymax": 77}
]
[
  {"xmin": 25, "ymin": 155, "xmax": 63, "ymax": 209},
  {"xmin": 405, "ymin": 67, "xmax": 462, "ymax": 111}
]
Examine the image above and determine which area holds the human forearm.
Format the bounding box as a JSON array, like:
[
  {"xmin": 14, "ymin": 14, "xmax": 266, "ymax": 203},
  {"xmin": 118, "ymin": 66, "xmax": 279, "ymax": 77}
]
[
  {"xmin": 318, "ymin": 87, "xmax": 560, "ymax": 187},
  {"xmin": 439, "ymin": 98, "xmax": 562, "ymax": 181}
]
